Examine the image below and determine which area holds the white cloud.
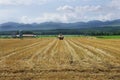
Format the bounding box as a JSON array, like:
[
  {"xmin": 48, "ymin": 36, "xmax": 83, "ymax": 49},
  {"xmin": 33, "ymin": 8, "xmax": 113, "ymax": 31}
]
[
  {"xmin": 56, "ymin": 5, "xmax": 102, "ymax": 22},
  {"xmin": 38, "ymin": 13, "xmax": 66, "ymax": 22},
  {"xmin": 75, "ymin": 5, "xmax": 101, "ymax": 13},
  {"xmin": 56, "ymin": 3, "xmax": 120, "ymax": 22},
  {"xmin": 57, "ymin": 5, "xmax": 74, "ymax": 12},
  {"xmin": 20, "ymin": 16, "xmax": 32, "ymax": 23},
  {"xmin": 1, "ymin": 0, "xmax": 120, "ymax": 23},
  {"xmin": 109, "ymin": 0, "xmax": 120, "ymax": 9},
  {"xmin": 19, "ymin": 5, "xmax": 110, "ymax": 23},
  {"xmin": 57, "ymin": 5, "xmax": 101, "ymax": 13},
  {"xmin": 20, "ymin": 14, "xmax": 68, "ymax": 23},
  {"xmin": 8, "ymin": 3, "xmax": 120, "ymax": 23},
  {"xmin": 91, "ymin": 13, "xmax": 114, "ymax": 21},
  {"xmin": 0, "ymin": 0, "xmax": 49, "ymax": 6},
  {"xmin": 20, "ymin": 12, "xmax": 88, "ymax": 23}
]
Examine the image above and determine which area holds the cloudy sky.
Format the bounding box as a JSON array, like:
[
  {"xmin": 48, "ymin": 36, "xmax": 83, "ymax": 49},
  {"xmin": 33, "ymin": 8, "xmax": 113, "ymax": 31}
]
[{"xmin": 0, "ymin": 0, "xmax": 120, "ymax": 23}]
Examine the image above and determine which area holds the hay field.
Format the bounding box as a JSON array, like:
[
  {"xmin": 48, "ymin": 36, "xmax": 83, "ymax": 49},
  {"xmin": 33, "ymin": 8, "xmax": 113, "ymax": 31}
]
[{"xmin": 0, "ymin": 38, "xmax": 120, "ymax": 80}]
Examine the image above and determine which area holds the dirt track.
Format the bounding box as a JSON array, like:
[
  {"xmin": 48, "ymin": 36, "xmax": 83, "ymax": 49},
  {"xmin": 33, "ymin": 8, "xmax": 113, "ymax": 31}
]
[{"xmin": 0, "ymin": 38, "xmax": 120, "ymax": 80}]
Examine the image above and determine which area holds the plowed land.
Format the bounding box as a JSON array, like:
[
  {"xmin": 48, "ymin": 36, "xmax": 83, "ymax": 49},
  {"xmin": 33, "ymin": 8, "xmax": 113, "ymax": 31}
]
[{"xmin": 0, "ymin": 38, "xmax": 120, "ymax": 80}]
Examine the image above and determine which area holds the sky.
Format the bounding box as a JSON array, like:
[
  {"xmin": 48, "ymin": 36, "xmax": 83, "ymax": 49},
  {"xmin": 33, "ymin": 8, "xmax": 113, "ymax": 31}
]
[{"xmin": 0, "ymin": 0, "xmax": 120, "ymax": 23}]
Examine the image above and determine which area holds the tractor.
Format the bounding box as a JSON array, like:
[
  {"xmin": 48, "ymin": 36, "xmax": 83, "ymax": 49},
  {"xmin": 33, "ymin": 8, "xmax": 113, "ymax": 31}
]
[{"xmin": 58, "ymin": 34, "xmax": 64, "ymax": 40}]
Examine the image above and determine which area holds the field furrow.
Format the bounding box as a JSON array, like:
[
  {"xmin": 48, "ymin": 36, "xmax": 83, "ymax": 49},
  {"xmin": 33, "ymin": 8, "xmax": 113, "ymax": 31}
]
[{"xmin": 0, "ymin": 38, "xmax": 120, "ymax": 80}]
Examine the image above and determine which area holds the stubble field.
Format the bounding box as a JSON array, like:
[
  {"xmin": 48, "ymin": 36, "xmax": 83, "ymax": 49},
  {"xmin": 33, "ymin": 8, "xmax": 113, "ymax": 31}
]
[{"xmin": 0, "ymin": 38, "xmax": 120, "ymax": 80}]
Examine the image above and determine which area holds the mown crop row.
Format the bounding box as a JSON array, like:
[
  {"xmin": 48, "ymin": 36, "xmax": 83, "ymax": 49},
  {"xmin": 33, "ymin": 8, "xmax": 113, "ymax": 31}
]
[{"xmin": 0, "ymin": 38, "xmax": 120, "ymax": 80}]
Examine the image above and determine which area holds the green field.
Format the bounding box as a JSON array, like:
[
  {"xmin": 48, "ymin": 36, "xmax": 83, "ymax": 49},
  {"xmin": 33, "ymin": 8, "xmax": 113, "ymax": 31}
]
[
  {"xmin": 35, "ymin": 35, "xmax": 84, "ymax": 38},
  {"xmin": 96, "ymin": 35, "xmax": 120, "ymax": 39},
  {"xmin": 1, "ymin": 35, "xmax": 120, "ymax": 39},
  {"xmin": 35, "ymin": 35, "xmax": 120, "ymax": 39}
]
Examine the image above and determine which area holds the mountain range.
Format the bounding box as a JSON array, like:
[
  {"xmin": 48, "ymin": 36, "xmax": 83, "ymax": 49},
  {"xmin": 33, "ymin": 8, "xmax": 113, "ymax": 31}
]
[{"xmin": 0, "ymin": 19, "xmax": 120, "ymax": 31}]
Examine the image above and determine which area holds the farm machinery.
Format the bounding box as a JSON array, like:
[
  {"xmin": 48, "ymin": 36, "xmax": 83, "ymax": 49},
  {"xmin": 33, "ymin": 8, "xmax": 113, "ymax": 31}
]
[{"xmin": 58, "ymin": 34, "xmax": 64, "ymax": 40}]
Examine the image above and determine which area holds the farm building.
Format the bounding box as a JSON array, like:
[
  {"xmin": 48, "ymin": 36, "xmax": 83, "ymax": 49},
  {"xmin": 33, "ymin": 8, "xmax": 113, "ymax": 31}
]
[
  {"xmin": 13, "ymin": 34, "xmax": 36, "ymax": 38},
  {"xmin": 12, "ymin": 30, "xmax": 36, "ymax": 38},
  {"xmin": 22, "ymin": 34, "xmax": 36, "ymax": 38}
]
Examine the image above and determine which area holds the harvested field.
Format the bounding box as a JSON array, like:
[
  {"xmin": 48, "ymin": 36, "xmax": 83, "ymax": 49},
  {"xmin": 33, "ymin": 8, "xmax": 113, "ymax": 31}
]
[{"xmin": 0, "ymin": 38, "xmax": 120, "ymax": 80}]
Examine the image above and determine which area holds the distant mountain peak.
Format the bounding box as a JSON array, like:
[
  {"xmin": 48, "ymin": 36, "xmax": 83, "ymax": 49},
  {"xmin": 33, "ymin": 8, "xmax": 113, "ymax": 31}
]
[{"xmin": 0, "ymin": 19, "xmax": 120, "ymax": 31}]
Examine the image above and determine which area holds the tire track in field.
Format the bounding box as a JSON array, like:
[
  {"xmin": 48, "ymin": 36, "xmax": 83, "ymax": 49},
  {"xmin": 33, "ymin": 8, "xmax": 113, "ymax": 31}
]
[
  {"xmin": 66, "ymin": 39, "xmax": 107, "ymax": 68},
  {"xmin": 71, "ymin": 39, "xmax": 115, "ymax": 59},
  {"xmin": 86, "ymin": 39, "xmax": 120, "ymax": 53},
  {"xmin": 0, "ymin": 39, "xmax": 51, "ymax": 62},
  {"xmin": 9, "ymin": 39, "xmax": 53, "ymax": 60},
  {"xmin": 0, "ymin": 39, "xmax": 40, "ymax": 55},
  {"xmin": 0, "ymin": 40, "xmax": 40, "ymax": 58},
  {"xmin": 67, "ymin": 39, "xmax": 101, "ymax": 61},
  {"xmin": 93, "ymin": 39, "xmax": 120, "ymax": 47},
  {"xmin": 50, "ymin": 40, "xmax": 59, "ymax": 57},
  {"xmin": 67, "ymin": 39, "xmax": 120, "ymax": 69},
  {"xmin": 77, "ymin": 39, "xmax": 120, "ymax": 66},
  {"xmin": 63, "ymin": 40, "xmax": 102, "ymax": 68},
  {"xmin": 69, "ymin": 39, "xmax": 120, "ymax": 67},
  {"xmin": 64, "ymin": 40, "xmax": 81, "ymax": 62},
  {"xmin": 51, "ymin": 40, "xmax": 72, "ymax": 67},
  {"xmin": 37, "ymin": 40, "xmax": 67, "ymax": 69},
  {"xmin": 28, "ymin": 39, "xmax": 57, "ymax": 64},
  {"xmin": 78, "ymin": 39, "xmax": 120, "ymax": 55}
]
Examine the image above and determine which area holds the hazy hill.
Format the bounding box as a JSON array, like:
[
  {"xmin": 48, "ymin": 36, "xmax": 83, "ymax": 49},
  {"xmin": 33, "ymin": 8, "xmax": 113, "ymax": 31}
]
[{"xmin": 0, "ymin": 19, "xmax": 120, "ymax": 31}]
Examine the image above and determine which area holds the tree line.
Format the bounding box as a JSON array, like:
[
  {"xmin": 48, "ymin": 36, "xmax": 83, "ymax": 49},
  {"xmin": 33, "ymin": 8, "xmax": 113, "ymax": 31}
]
[{"xmin": 0, "ymin": 26, "xmax": 120, "ymax": 36}]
